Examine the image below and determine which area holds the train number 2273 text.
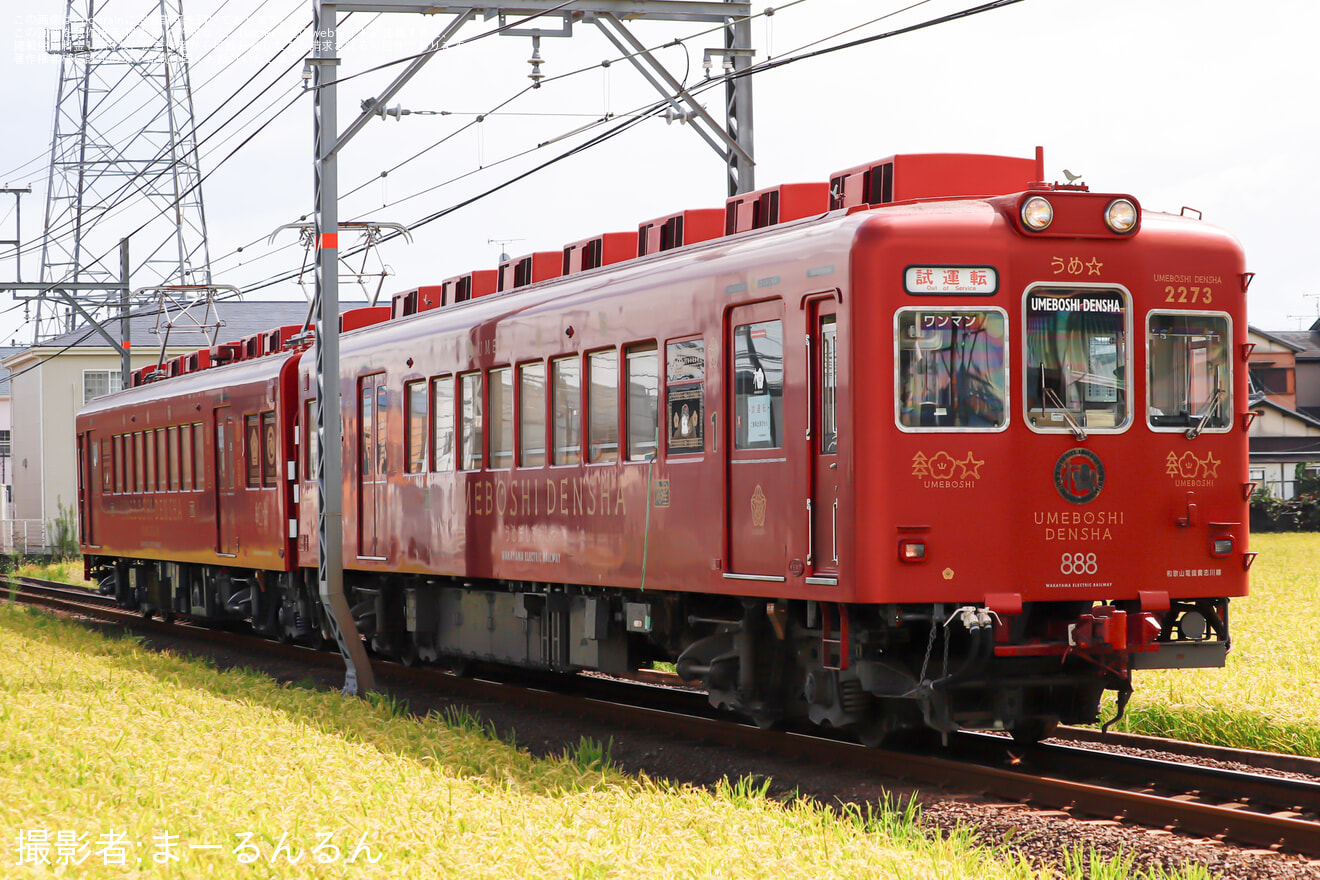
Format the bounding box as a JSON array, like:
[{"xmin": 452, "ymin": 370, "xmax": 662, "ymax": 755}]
[{"xmin": 1164, "ymin": 285, "xmax": 1212, "ymax": 304}]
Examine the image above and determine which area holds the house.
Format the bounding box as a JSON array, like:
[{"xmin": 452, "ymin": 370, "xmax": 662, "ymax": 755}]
[
  {"xmin": 1, "ymin": 302, "xmax": 311, "ymax": 549},
  {"xmin": 1247, "ymin": 324, "xmax": 1320, "ymax": 498}
]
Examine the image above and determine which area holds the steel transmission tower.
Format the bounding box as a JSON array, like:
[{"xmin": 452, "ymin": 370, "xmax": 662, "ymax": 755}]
[{"xmin": 30, "ymin": 0, "xmax": 211, "ymax": 343}]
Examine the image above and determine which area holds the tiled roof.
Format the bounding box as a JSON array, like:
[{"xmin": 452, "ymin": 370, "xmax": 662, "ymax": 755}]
[{"xmin": 35, "ymin": 300, "xmax": 313, "ymax": 352}]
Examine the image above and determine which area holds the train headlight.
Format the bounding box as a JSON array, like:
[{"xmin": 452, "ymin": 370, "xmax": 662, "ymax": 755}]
[
  {"xmin": 899, "ymin": 540, "xmax": 927, "ymax": 563},
  {"xmin": 1020, "ymin": 196, "xmax": 1053, "ymax": 231},
  {"xmin": 1211, "ymin": 537, "xmax": 1234, "ymax": 557},
  {"xmin": 1105, "ymin": 198, "xmax": 1138, "ymax": 234}
]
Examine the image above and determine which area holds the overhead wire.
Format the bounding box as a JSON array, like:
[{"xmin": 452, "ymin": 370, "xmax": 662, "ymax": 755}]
[
  {"xmin": 0, "ymin": 0, "xmax": 292, "ymax": 186},
  {"xmin": 0, "ymin": 0, "xmax": 291, "ymax": 186},
  {"xmin": 333, "ymin": 1, "xmax": 808, "ymax": 205},
  {"xmin": 284, "ymin": 0, "xmax": 1029, "ymax": 287},
  {"xmin": 4, "ymin": 7, "xmax": 326, "ymax": 273},
  {"xmin": 2, "ymin": 11, "xmax": 309, "ymax": 273},
  {"xmin": 10, "ymin": 0, "xmax": 578, "ymax": 324},
  {"xmin": 2, "ymin": 3, "xmax": 582, "ymax": 345},
  {"xmin": 15, "ymin": 0, "xmax": 1027, "ymax": 333}
]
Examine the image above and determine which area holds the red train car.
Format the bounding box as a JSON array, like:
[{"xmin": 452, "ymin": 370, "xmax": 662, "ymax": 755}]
[
  {"xmin": 79, "ymin": 150, "xmax": 1251, "ymax": 744},
  {"xmin": 77, "ymin": 347, "xmax": 304, "ymax": 633}
]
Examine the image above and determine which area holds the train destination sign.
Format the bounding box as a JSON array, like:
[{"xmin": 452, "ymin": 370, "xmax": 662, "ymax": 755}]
[
  {"xmin": 1029, "ymin": 292, "xmax": 1123, "ymax": 313},
  {"xmin": 904, "ymin": 266, "xmax": 997, "ymax": 295}
]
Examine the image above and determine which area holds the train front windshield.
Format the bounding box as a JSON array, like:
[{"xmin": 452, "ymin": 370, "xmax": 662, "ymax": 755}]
[
  {"xmin": 1025, "ymin": 288, "xmax": 1128, "ymax": 432},
  {"xmin": 1147, "ymin": 312, "xmax": 1232, "ymax": 432},
  {"xmin": 896, "ymin": 308, "xmax": 1007, "ymax": 430}
]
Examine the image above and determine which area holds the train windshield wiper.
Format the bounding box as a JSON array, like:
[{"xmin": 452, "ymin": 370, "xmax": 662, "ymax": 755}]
[
  {"xmin": 1043, "ymin": 386, "xmax": 1087, "ymax": 441},
  {"xmin": 1185, "ymin": 387, "xmax": 1227, "ymax": 440}
]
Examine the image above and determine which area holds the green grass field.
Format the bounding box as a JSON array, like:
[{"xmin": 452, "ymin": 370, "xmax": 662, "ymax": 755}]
[
  {"xmin": 0, "ymin": 601, "xmax": 1213, "ymax": 879},
  {"xmin": 1112, "ymin": 532, "xmax": 1320, "ymax": 756},
  {"xmin": 13, "ymin": 559, "xmax": 91, "ymax": 589}
]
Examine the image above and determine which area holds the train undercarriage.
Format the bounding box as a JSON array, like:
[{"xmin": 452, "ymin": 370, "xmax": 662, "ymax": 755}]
[{"xmin": 88, "ymin": 556, "xmax": 1231, "ymax": 745}]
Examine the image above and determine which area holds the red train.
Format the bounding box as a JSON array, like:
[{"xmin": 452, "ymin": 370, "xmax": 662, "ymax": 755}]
[{"xmin": 76, "ymin": 149, "xmax": 1251, "ymax": 744}]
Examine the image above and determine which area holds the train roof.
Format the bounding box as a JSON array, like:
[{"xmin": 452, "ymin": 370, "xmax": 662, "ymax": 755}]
[
  {"xmin": 77, "ymin": 344, "xmax": 302, "ymax": 420},
  {"xmin": 91, "ymin": 148, "xmax": 1245, "ymax": 396}
]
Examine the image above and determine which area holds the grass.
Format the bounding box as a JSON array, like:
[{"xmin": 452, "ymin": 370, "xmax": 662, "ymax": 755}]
[
  {"xmin": 13, "ymin": 558, "xmax": 92, "ymax": 590},
  {"xmin": 0, "ymin": 601, "xmax": 1212, "ymax": 879},
  {"xmin": 1111, "ymin": 532, "xmax": 1320, "ymax": 756}
]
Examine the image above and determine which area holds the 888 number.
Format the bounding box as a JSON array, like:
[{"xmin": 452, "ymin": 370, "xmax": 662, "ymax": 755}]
[{"xmin": 1060, "ymin": 552, "xmax": 1097, "ymax": 576}]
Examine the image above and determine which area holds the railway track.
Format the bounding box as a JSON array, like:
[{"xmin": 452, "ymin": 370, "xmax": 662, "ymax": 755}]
[{"xmin": 8, "ymin": 576, "xmax": 1320, "ymax": 859}]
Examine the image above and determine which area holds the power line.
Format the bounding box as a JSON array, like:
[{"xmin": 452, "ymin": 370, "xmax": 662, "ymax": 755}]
[
  {"xmin": 4, "ymin": 10, "xmax": 326, "ymax": 272},
  {"xmin": 0, "ymin": 0, "xmax": 297, "ymax": 186},
  {"xmin": 320, "ymin": 0, "xmax": 1030, "ymax": 281}
]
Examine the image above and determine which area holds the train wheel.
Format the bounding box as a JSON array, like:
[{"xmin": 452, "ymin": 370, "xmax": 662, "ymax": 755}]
[
  {"xmin": 1009, "ymin": 719, "xmax": 1059, "ymax": 745},
  {"xmin": 851, "ymin": 716, "xmax": 901, "ymax": 749},
  {"xmin": 397, "ymin": 636, "xmax": 419, "ymax": 668},
  {"xmin": 446, "ymin": 658, "xmax": 472, "ymax": 678}
]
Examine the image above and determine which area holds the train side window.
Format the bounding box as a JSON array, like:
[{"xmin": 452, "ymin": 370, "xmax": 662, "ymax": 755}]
[
  {"xmin": 168, "ymin": 425, "xmax": 180, "ymax": 491},
  {"xmin": 132, "ymin": 432, "xmax": 144, "ymax": 496},
  {"xmin": 181, "ymin": 424, "xmax": 193, "ymax": 490},
  {"xmin": 113, "ymin": 436, "xmax": 123, "ymax": 494},
  {"xmin": 101, "ymin": 439, "xmax": 112, "ymax": 492},
  {"xmin": 431, "ymin": 377, "xmax": 454, "ymax": 472},
  {"xmin": 245, "ymin": 415, "xmax": 261, "ymax": 487},
  {"xmin": 897, "ymin": 308, "xmax": 1008, "ymax": 431},
  {"xmin": 625, "ymin": 344, "xmax": 658, "ymax": 460},
  {"xmin": 215, "ymin": 423, "xmax": 226, "ymax": 489},
  {"xmin": 489, "ymin": 367, "xmax": 513, "ymax": 469},
  {"xmin": 552, "ymin": 356, "xmax": 581, "ymax": 465},
  {"xmin": 519, "ymin": 361, "xmax": 546, "ymax": 467},
  {"xmin": 733, "ymin": 320, "xmax": 784, "ymax": 450},
  {"xmin": 1147, "ymin": 312, "xmax": 1232, "ymax": 432},
  {"xmin": 376, "ymin": 385, "xmax": 389, "ymax": 475},
  {"xmin": 405, "ymin": 380, "xmax": 427, "ymax": 474},
  {"xmin": 588, "ymin": 349, "xmax": 619, "ymax": 463},
  {"xmin": 193, "ymin": 422, "xmax": 205, "ymax": 491},
  {"xmin": 666, "ymin": 338, "xmax": 705, "ymax": 455},
  {"xmin": 460, "ymin": 372, "xmax": 483, "ymax": 470},
  {"xmin": 820, "ymin": 316, "xmax": 838, "ymax": 454},
  {"xmin": 1023, "ymin": 287, "xmax": 1128, "ymax": 433},
  {"xmin": 262, "ymin": 412, "xmax": 278, "ymax": 487},
  {"xmin": 157, "ymin": 429, "xmax": 168, "ymax": 491},
  {"xmin": 145, "ymin": 431, "xmax": 156, "ymax": 493},
  {"xmin": 303, "ymin": 401, "xmax": 317, "ymax": 481}
]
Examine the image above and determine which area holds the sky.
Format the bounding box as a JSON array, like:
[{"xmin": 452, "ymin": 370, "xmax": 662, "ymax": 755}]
[{"xmin": 1, "ymin": 0, "xmax": 1318, "ymax": 347}]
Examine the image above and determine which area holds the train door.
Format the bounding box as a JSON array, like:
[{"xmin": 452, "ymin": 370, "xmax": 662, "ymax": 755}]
[
  {"xmin": 358, "ymin": 373, "xmax": 388, "ymax": 559},
  {"xmin": 77, "ymin": 433, "xmax": 94, "ymax": 547},
  {"xmin": 809, "ymin": 300, "xmax": 840, "ymax": 581},
  {"xmin": 725, "ymin": 301, "xmax": 789, "ymax": 580},
  {"xmin": 214, "ymin": 408, "xmax": 238, "ymax": 556}
]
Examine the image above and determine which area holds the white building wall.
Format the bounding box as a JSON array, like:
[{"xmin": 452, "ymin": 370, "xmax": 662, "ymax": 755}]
[
  {"xmin": 10, "ymin": 360, "xmax": 44, "ymax": 525},
  {"xmin": 0, "ymin": 395, "xmax": 11, "ymax": 520},
  {"xmin": 8, "ymin": 349, "xmax": 162, "ymax": 541}
]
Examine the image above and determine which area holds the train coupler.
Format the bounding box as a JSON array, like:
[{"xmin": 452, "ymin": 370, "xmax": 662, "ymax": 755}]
[
  {"xmin": 994, "ymin": 604, "xmax": 1161, "ymax": 663},
  {"xmin": 1067, "ymin": 605, "xmax": 1160, "ymax": 655}
]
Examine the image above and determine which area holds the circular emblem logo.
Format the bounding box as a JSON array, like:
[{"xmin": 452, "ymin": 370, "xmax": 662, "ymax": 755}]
[{"xmin": 1054, "ymin": 448, "xmax": 1104, "ymax": 504}]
